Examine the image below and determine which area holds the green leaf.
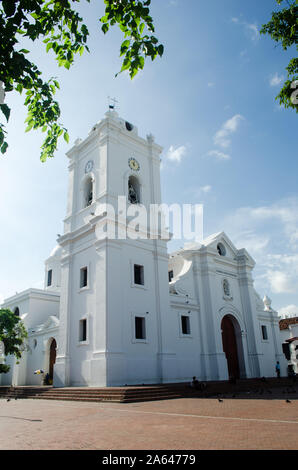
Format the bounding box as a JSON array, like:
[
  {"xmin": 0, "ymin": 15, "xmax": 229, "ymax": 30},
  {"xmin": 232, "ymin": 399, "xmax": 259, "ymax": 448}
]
[
  {"xmin": 138, "ymin": 56, "xmax": 145, "ymax": 69},
  {"xmin": 157, "ymin": 44, "xmax": 164, "ymax": 56},
  {"xmin": 121, "ymin": 59, "xmax": 131, "ymax": 72},
  {"xmin": 15, "ymin": 84, "xmax": 23, "ymax": 94},
  {"xmin": 121, "ymin": 39, "xmax": 130, "ymax": 52},
  {"xmin": 1, "ymin": 142, "xmax": 8, "ymax": 154},
  {"xmin": 0, "ymin": 104, "xmax": 11, "ymax": 122},
  {"xmin": 139, "ymin": 23, "xmax": 145, "ymax": 35},
  {"xmin": 102, "ymin": 23, "xmax": 109, "ymax": 34},
  {"xmin": 25, "ymin": 123, "xmax": 33, "ymax": 132},
  {"xmin": 63, "ymin": 131, "xmax": 69, "ymax": 143}
]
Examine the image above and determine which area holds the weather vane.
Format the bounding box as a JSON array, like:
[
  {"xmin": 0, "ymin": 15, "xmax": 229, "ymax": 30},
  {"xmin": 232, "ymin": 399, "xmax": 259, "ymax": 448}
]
[{"xmin": 107, "ymin": 96, "xmax": 119, "ymax": 111}]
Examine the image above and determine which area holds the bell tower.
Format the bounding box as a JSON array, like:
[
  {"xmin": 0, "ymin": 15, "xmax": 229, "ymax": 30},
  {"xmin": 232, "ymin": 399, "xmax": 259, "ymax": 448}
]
[{"xmin": 54, "ymin": 109, "xmax": 172, "ymax": 387}]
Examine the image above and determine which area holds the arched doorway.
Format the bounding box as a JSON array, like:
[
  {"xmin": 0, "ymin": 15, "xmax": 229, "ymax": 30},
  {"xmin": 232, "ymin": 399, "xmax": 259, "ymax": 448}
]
[
  {"xmin": 49, "ymin": 339, "xmax": 57, "ymax": 382},
  {"xmin": 221, "ymin": 315, "xmax": 241, "ymax": 380}
]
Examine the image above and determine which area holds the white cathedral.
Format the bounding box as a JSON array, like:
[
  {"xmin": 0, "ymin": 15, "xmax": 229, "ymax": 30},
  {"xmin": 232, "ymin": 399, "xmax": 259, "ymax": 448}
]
[{"xmin": 0, "ymin": 109, "xmax": 286, "ymax": 388}]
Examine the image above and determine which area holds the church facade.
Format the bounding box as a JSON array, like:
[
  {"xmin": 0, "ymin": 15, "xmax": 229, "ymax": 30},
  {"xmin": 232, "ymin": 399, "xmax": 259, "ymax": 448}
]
[{"xmin": 0, "ymin": 110, "xmax": 286, "ymax": 387}]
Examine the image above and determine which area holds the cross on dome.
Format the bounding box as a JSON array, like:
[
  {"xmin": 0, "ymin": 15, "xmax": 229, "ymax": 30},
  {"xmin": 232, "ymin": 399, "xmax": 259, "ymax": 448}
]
[{"xmin": 107, "ymin": 96, "xmax": 118, "ymax": 111}]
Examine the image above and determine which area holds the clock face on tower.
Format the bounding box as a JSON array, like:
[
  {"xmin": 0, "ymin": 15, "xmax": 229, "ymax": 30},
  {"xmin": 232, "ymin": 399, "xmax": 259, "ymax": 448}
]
[
  {"xmin": 128, "ymin": 157, "xmax": 140, "ymax": 172},
  {"xmin": 85, "ymin": 160, "xmax": 94, "ymax": 173}
]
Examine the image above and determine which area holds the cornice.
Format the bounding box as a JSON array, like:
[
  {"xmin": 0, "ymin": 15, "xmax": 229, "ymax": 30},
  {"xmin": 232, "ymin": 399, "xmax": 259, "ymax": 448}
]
[
  {"xmin": 58, "ymin": 222, "xmax": 95, "ymax": 247},
  {"xmin": 170, "ymin": 300, "xmax": 200, "ymax": 311}
]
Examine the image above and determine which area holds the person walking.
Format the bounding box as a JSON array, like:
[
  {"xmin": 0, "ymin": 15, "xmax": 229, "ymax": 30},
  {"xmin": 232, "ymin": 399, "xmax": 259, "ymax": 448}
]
[{"xmin": 275, "ymin": 361, "xmax": 281, "ymax": 378}]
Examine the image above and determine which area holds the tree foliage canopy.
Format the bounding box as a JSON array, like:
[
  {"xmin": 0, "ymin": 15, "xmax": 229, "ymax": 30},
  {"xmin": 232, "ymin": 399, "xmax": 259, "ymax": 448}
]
[
  {"xmin": 0, "ymin": 308, "xmax": 28, "ymax": 373},
  {"xmin": 260, "ymin": 0, "xmax": 298, "ymax": 112},
  {"xmin": 0, "ymin": 0, "xmax": 163, "ymax": 161}
]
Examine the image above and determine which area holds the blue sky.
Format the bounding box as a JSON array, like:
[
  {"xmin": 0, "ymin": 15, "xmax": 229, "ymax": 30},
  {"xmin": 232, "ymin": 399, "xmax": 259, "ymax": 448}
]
[{"xmin": 0, "ymin": 0, "xmax": 297, "ymax": 317}]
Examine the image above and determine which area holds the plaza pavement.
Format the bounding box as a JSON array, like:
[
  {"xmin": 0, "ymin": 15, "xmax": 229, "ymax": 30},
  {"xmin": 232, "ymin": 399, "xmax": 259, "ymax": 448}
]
[{"xmin": 0, "ymin": 388, "xmax": 297, "ymax": 450}]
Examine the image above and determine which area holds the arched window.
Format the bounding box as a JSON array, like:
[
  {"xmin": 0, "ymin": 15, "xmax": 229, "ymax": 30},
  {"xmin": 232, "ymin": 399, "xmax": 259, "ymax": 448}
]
[
  {"xmin": 84, "ymin": 176, "xmax": 93, "ymax": 208},
  {"xmin": 128, "ymin": 175, "xmax": 140, "ymax": 204},
  {"xmin": 14, "ymin": 307, "xmax": 20, "ymax": 317}
]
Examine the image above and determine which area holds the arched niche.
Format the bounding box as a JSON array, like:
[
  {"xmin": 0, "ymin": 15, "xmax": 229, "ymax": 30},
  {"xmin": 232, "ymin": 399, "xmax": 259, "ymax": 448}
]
[
  {"xmin": 80, "ymin": 173, "xmax": 95, "ymax": 209},
  {"xmin": 128, "ymin": 175, "xmax": 141, "ymax": 204}
]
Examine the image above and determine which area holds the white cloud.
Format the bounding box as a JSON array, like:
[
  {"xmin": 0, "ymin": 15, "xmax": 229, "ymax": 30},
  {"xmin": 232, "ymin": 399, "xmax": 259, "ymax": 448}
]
[
  {"xmin": 200, "ymin": 185, "xmax": 212, "ymax": 194},
  {"xmin": 208, "ymin": 82, "xmax": 215, "ymax": 88},
  {"xmin": 266, "ymin": 270, "xmax": 296, "ymax": 294},
  {"xmin": 263, "ymin": 254, "xmax": 298, "ymax": 294},
  {"xmin": 279, "ymin": 304, "xmax": 298, "ymax": 318},
  {"xmin": 270, "ymin": 73, "xmax": 284, "ymax": 87},
  {"xmin": 165, "ymin": 145, "xmax": 187, "ymax": 164},
  {"xmin": 186, "ymin": 185, "xmax": 212, "ymax": 200},
  {"xmin": 222, "ymin": 197, "xmax": 298, "ymax": 297},
  {"xmin": 246, "ymin": 23, "xmax": 259, "ymax": 42},
  {"xmin": 232, "ymin": 230, "xmax": 270, "ymax": 258},
  {"xmin": 247, "ymin": 201, "xmax": 298, "ymax": 246},
  {"xmin": 206, "ymin": 150, "xmax": 231, "ymax": 160},
  {"xmin": 0, "ymin": 293, "xmax": 4, "ymax": 305},
  {"xmin": 213, "ymin": 114, "xmax": 244, "ymax": 149},
  {"xmin": 231, "ymin": 17, "xmax": 260, "ymax": 43},
  {"xmin": 227, "ymin": 199, "xmax": 298, "ymax": 252}
]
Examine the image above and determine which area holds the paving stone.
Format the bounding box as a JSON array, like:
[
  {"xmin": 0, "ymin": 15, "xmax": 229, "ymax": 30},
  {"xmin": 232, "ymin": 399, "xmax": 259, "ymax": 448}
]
[{"xmin": 0, "ymin": 387, "xmax": 297, "ymax": 450}]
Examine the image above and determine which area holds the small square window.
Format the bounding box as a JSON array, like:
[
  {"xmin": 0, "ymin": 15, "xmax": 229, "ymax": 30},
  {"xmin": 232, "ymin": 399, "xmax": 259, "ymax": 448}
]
[
  {"xmin": 261, "ymin": 325, "xmax": 268, "ymax": 341},
  {"xmin": 79, "ymin": 319, "xmax": 87, "ymax": 342},
  {"xmin": 135, "ymin": 317, "xmax": 146, "ymax": 340},
  {"xmin": 47, "ymin": 269, "xmax": 52, "ymax": 287},
  {"xmin": 80, "ymin": 267, "xmax": 88, "ymax": 288},
  {"xmin": 134, "ymin": 264, "xmax": 144, "ymax": 286},
  {"xmin": 181, "ymin": 316, "xmax": 190, "ymax": 335}
]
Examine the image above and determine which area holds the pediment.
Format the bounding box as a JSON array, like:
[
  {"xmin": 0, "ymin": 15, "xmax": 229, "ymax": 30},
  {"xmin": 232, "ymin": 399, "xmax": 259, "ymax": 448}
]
[
  {"xmin": 201, "ymin": 232, "xmax": 238, "ymax": 258},
  {"xmin": 201, "ymin": 231, "xmax": 255, "ymax": 265}
]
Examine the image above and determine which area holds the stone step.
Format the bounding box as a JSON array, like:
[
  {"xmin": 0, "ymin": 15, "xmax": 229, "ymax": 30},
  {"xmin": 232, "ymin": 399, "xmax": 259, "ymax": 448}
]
[
  {"xmin": 7, "ymin": 391, "xmax": 177, "ymax": 398},
  {"xmin": 1, "ymin": 378, "xmax": 294, "ymax": 403},
  {"xmin": 32, "ymin": 393, "xmax": 177, "ymax": 399},
  {"xmin": 0, "ymin": 386, "xmax": 181, "ymax": 403},
  {"xmin": 32, "ymin": 394, "xmax": 181, "ymax": 403},
  {"xmin": 3, "ymin": 388, "xmax": 181, "ymax": 396}
]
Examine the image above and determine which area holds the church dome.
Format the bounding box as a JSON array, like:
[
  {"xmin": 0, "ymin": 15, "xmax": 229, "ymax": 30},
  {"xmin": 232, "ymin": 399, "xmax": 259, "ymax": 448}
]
[{"xmin": 49, "ymin": 244, "xmax": 63, "ymax": 259}]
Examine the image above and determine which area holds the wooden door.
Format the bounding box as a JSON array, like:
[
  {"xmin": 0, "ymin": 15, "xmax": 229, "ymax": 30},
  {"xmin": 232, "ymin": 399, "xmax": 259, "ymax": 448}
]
[
  {"xmin": 49, "ymin": 339, "xmax": 57, "ymax": 380},
  {"xmin": 221, "ymin": 316, "xmax": 240, "ymax": 379}
]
